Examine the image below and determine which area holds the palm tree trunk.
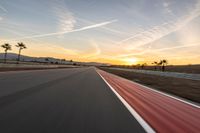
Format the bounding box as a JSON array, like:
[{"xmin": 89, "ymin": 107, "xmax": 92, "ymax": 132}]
[
  {"xmin": 4, "ymin": 50, "xmax": 7, "ymax": 63},
  {"xmin": 17, "ymin": 49, "xmax": 21, "ymax": 63},
  {"xmin": 162, "ymin": 64, "xmax": 165, "ymax": 71}
]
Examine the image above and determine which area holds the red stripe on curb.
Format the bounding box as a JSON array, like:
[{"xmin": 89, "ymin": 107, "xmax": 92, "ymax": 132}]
[{"xmin": 98, "ymin": 70, "xmax": 200, "ymax": 133}]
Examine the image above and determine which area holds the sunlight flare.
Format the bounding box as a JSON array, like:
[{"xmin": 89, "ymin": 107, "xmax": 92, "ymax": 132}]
[{"xmin": 123, "ymin": 58, "xmax": 138, "ymax": 65}]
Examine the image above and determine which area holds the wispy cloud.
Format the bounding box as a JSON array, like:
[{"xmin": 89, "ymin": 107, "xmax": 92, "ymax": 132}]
[
  {"xmin": 166, "ymin": 54, "xmax": 200, "ymax": 60},
  {"xmin": 9, "ymin": 19, "xmax": 117, "ymax": 40},
  {"xmin": 117, "ymin": 0, "xmax": 200, "ymax": 50},
  {"xmin": 0, "ymin": 4, "xmax": 7, "ymax": 13},
  {"xmin": 163, "ymin": 1, "xmax": 173, "ymax": 15},
  {"xmin": 43, "ymin": 44, "xmax": 79, "ymax": 56},
  {"xmin": 81, "ymin": 40, "xmax": 101, "ymax": 59},
  {"xmin": 114, "ymin": 41, "xmax": 200, "ymax": 58},
  {"xmin": 51, "ymin": 0, "xmax": 76, "ymax": 32},
  {"xmin": 50, "ymin": 0, "xmax": 123, "ymax": 37},
  {"xmin": 153, "ymin": 43, "xmax": 200, "ymax": 52},
  {"xmin": 116, "ymin": 22, "xmax": 169, "ymax": 46},
  {"xmin": 44, "ymin": 40, "xmax": 102, "ymax": 59}
]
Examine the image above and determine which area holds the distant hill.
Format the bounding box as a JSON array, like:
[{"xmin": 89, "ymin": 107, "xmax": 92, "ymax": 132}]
[
  {"xmin": 0, "ymin": 53, "xmax": 33, "ymax": 61},
  {"xmin": 0, "ymin": 53, "xmax": 110, "ymax": 66},
  {"xmin": 0, "ymin": 53, "xmax": 72, "ymax": 64}
]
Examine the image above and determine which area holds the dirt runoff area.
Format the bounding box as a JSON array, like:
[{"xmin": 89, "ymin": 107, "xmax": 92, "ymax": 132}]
[{"xmin": 100, "ymin": 68, "xmax": 200, "ymax": 103}]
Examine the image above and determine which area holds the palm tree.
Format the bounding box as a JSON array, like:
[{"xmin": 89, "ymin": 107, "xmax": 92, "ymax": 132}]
[
  {"xmin": 16, "ymin": 42, "xmax": 27, "ymax": 63},
  {"xmin": 161, "ymin": 59, "xmax": 168, "ymax": 71},
  {"xmin": 1, "ymin": 43, "xmax": 12, "ymax": 63},
  {"xmin": 152, "ymin": 61, "xmax": 158, "ymax": 70},
  {"xmin": 158, "ymin": 60, "xmax": 163, "ymax": 71},
  {"xmin": 141, "ymin": 63, "xmax": 147, "ymax": 69},
  {"xmin": 136, "ymin": 64, "xmax": 141, "ymax": 69}
]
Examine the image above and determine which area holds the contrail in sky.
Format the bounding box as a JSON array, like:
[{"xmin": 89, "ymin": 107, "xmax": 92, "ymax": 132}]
[
  {"xmin": 115, "ymin": 0, "xmax": 200, "ymax": 48},
  {"xmin": 0, "ymin": 4, "xmax": 7, "ymax": 12},
  {"xmin": 10, "ymin": 19, "xmax": 117, "ymax": 40}
]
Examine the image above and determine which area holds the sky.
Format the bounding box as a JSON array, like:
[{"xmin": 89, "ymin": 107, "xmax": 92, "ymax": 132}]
[{"xmin": 0, "ymin": 0, "xmax": 200, "ymax": 65}]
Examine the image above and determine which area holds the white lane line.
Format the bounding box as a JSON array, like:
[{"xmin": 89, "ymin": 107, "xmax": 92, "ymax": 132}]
[{"xmin": 96, "ymin": 71, "xmax": 155, "ymax": 133}]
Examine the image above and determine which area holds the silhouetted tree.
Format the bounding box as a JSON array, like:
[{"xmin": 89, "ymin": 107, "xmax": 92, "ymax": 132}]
[
  {"xmin": 45, "ymin": 58, "xmax": 49, "ymax": 64},
  {"xmin": 141, "ymin": 63, "xmax": 147, "ymax": 69},
  {"xmin": 1, "ymin": 43, "xmax": 12, "ymax": 63},
  {"xmin": 152, "ymin": 61, "xmax": 158, "ymax": 70},
  {"xmin": 161, "ymin": 59, "xmax": 168, "ymax": 71},
  {"xmin": 136, "ymin": 64, "xmax": 141, "ymax": 69},
  {"xmin": 60, "ymin": 59, "xmax": 66, "ymax": 64},
  {"xmin": 16, "ymin": 42, "xmax": 26, "ymax": 63},
  {"xmin": 158, "ymin": 60, "xmax": 163, "ymax": 71},
  {"xmin": 45, "ymin": 58, "xmax": 49, "ymax": 61}
]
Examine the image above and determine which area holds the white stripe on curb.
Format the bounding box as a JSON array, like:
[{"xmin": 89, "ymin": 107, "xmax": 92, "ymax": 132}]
[{"xmin": 96, "ymin": 71, "xmax": 156, "ymax": 133}]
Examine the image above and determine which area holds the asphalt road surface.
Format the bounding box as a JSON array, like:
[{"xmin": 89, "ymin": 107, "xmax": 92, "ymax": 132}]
[{"xmin": 0, "ymin": 67, "xmax": 145, "ymax": 133}]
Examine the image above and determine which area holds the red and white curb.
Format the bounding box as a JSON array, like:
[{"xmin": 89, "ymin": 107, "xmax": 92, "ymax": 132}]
[{"xmin": 97, "ymin": 71, "xmax": 155, "ymax": 133}]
